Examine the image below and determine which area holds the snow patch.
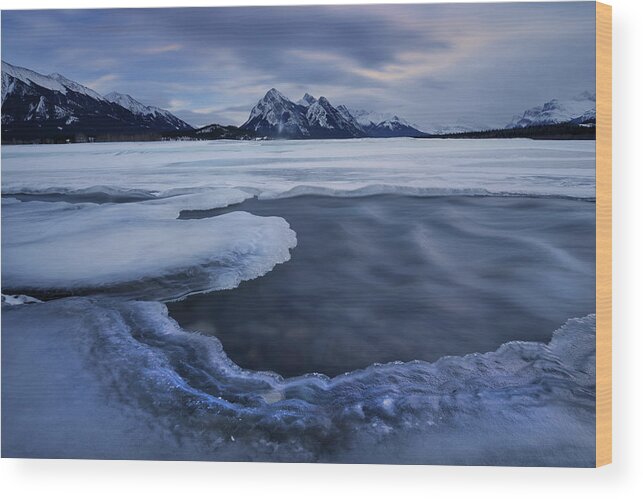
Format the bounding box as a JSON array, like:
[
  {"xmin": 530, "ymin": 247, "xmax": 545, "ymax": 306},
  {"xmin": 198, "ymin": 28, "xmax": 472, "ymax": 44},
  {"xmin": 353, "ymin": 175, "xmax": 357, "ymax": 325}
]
[
  {"xmin": 49, "ymin": 72, "xmax": 106, "ymax": 101},
  {"xmin": 1, "ymin": 293, "xmax": 43, "ymax": 306},
  {"xmin": 2, "ymin": 61, "xmax": 68, "ymax": 96},
  {"xmin": 507, "ymin": 92, "xmax": 596, "ymax": 128}
]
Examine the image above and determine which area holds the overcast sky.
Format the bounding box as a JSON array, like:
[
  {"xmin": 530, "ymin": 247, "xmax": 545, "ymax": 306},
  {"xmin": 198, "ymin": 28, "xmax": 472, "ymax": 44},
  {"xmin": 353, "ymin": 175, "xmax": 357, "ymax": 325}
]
[{"xmin": 2, "ymin": 3, "xmax": 595, "ymax": 129}]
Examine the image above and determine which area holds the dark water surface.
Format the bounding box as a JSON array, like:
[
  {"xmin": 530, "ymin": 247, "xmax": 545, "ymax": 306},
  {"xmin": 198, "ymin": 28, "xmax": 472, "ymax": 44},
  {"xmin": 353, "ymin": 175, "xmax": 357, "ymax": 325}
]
[
  {"xmin": 169, "ymin": 195, "xmax": 595, "ymax": 377},
  {"xmin": 3, "ymin": 192, "xmax": 157, "ymax": 204}
]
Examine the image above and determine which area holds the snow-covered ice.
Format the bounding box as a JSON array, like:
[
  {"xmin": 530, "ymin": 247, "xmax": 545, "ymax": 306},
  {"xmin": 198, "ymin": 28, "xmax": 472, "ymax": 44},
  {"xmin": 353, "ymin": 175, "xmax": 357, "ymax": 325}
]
[
  {"xmin": 1, "ymin": 138, "xmax": 596, "ymax": 200},
  {"xmin": 2, "ymin": 190, "xmax": 296, "ymax": 300},
  {"xmin": 2, "ymin": 297, "xmax": 597, "ymax": 464},
  {"xmin": 1, "ymin": 138, "xmax": 596, "ymax": 464}
]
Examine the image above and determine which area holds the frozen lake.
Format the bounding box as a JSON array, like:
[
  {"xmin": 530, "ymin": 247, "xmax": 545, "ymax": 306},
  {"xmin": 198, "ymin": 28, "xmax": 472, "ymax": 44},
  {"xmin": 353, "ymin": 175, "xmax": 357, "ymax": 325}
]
[
  {"xmin": 1, "ymin": 138, "xmax": 597, "ymax": 465},
  {"xmin": 1, "ymin": 138, "xmax": 595, "ymax": 199}
]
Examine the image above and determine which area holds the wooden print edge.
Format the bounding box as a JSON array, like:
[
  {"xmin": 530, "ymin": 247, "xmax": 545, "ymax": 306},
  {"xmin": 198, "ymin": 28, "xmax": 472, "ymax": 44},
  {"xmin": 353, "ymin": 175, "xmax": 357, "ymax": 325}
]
[{"xmin": 596, "ymin": 0, "xmax": 612, "ymax": 467}]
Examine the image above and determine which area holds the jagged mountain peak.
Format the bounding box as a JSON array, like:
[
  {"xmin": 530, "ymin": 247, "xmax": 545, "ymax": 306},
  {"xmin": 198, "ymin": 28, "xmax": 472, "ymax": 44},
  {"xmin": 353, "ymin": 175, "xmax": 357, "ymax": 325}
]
[
  {"xmin": 350, "ymin": 109, "xmax": 411, "ymax": 128},
  {"xmin": 347, "ymin": 108, "xmax": 425, "ymax": 137},
  {"xmin": 305, "ymin": 96, "xmax": 364, "ymax": 136},
  {"xmin": 2, "ymin": 61, "xmax": 193, "ymax": 141},
  {"xmin": 241, "ymin": 88, "xmax": 366, "ymax": 139},
  {"xmin": 243, "ymin": 88, "xmax": 311, "ymax": 138},
  {"xmin": 241, "ymin": 88, "xmax": 425, "ymax": 139},
  {"xmin": 297, "ymin": 93, "xmax": 317, "ymax": 107},
  {"xmin": 507, "ymin": 92, "xmax": 596, "ymax": 129},
  {"xmin": 308, "ymin": 96, "xmax": 331, "ymax": 112},
  {"xmin": 263, "ymin": 88, "xmax": 290, "ymax": 102}
]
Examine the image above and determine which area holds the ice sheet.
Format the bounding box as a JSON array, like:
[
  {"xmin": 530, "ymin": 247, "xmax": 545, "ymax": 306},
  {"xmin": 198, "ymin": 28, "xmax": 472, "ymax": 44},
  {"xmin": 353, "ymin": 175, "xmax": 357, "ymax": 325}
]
[
  {"xmin": 2, "ymin": 189, "xmax": 296, "ymax": 300},
  {"xmin": 1, "ymin": 138, "xmax": 596, "ymax": 200},
  {"xmin": 1, "ymin": 138, "xmax": 596, "ymax": 465},
  {"xmin": 2, "ymin": 297, "xmax": 596, "ymax": 464}
]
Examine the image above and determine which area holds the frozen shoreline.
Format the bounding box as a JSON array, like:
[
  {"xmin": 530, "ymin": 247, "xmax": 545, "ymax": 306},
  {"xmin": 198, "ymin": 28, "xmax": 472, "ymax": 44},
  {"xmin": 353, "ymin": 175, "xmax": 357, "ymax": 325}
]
[{"xmin": 2, "ymin": 297, "xmax": 596, "ymax": 465}]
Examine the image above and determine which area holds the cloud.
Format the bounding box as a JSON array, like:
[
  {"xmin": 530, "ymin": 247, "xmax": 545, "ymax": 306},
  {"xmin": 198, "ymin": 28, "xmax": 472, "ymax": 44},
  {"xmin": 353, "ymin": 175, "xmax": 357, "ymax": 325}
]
[
  {"xmin": 167, "ymin": 98, "xmax": 189, "ymax": 111},
  {"xmin": 85, "ymin": 74, "xmax": 120, "ymax": 93},
  {"xmin": 1, "ymin": 3, "xmax": 596, "ymax": 130},
  {"xmin": 138, "ymin": 43, "xmax": 182, "ymax": 55}
]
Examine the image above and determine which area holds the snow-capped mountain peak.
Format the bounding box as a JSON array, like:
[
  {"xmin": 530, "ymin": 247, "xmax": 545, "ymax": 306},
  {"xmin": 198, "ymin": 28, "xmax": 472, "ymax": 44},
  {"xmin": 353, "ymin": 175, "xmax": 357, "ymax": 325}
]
[
  {"xmin": 241, "ymin": 88, "xmax": 425, "ymax": 139},
  {"xmin": 347, "ymin": 108, "xmax": 425, "ymax": 137},
  {"xmin": 243, "ymin": 88, "xmax": 312, "ymax": 138},
  {"xmin": 2, "ymin": 60, "xmax": 193, "ymax": 139},
  {"xmin": 264, "ymin": 88, "xmax": 290, "ymax": 104},
  {"xmin": 104, "ymin": 92, "xmax": 149, "ymax": 113},
  {"xmin": 297, "ymin": 93, "xmax": 317, "ymax": 107},
  {"xmin": 350, "ymin": 109, "xmax": 411, "ymax": 128},
  {"xmin": 1, "ymin": 63, "xmax": 106, "ymax": 103},
  {"xmin": 305, "ymin": 99, "xmax": 332, "ymax": 128},
  {"xmin": 2, "ymin": 61, "xmax": 68, "ymax": 101},
  {"xmin": 305, "ymin": 96, "xmax": 365, "ymax": 136},
  {"xmin": 104, "ymin": 91, "xmax": 191, "ymax": 130},
  {"xmin": 507, "ymin": 92, "xmax": 596, "ymax": 129},
  {"xmin": 335, "ymin": 104, "xmax": 354, "ymax": 122},
  {"xmin": 49, "ymin": 73, "xmax": 106, "ymax": 101},
  {"xmin": 104, "ymin": 91, "xmax": 168, "ymax": 118}
]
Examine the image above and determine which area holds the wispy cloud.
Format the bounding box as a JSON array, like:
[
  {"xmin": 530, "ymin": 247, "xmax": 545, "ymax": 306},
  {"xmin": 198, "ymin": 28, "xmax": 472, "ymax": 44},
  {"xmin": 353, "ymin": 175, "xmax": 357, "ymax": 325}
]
[
  {"xmin": 139, "ymin": 43, "xmax": 183, "ymax": 55},
  {"xmin": 167, "ymin": 98, "xmax": 189, "ymax": 111},
  {"xmin": 85, "ymin": 74, "xmax": 119, "ymax": 93}
]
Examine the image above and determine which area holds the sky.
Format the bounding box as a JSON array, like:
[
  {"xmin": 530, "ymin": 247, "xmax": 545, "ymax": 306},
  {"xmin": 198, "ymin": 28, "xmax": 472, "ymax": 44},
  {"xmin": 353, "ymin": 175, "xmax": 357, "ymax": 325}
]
[{"xmin": 1, "ymin": 2, "xmax": 596, "ymax": 130}]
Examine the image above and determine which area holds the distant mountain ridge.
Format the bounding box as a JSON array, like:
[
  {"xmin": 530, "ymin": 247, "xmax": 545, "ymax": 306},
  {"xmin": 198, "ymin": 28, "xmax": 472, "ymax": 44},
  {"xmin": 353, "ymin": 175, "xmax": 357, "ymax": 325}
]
[
  {"xmin": 162, "ymin": 122, "xmax": 257, "ymax": 141},
  {"xmin": 506, "ymin": 92, "xmax": 596, "ymax": 129},
  {"xmin": 241, "ymin": 88, "xmax": 426, "ymax": 139},
  {"xmin": 419, "ymin": 93, "xmax": 597, "ymax": 140},
  {"xmin": 2, "ymin": 61, "xmax": 193, "ymax": 143},
  {"xmin": 2, "ymin": 61, "xmax": 596, "ymax": 144},
  {"xmin": 347, "ymin": 108, "xmax": 427, "ymax": 138},
  {"xmin": 104, "ymin": 92, "xmax": 192, "ymax": 132}
]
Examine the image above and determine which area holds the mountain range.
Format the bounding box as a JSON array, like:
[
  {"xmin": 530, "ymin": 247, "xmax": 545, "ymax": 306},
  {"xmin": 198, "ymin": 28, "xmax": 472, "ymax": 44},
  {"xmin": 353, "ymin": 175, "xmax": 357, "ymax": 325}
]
[
  {"xmin": 422, "ymin": 92, "xmax": 596, "ymax": 140},
  {"xmin": 1, "ymin": 62, "xmax": 426, "ymax": 143},
  {"xmin": 241, "ymin": 89, "xmax": 426, "ymax": 139},
  {"xmin": 506, "ymin": 92, "xmax": 596, "ymax": 129},
  {"xmin": 1, "ymin": 61, "xmax": 192, "ymax": 143},
  {"xmin": 1, "ymin": 60, "xmax": 596, "ymax": 143}
]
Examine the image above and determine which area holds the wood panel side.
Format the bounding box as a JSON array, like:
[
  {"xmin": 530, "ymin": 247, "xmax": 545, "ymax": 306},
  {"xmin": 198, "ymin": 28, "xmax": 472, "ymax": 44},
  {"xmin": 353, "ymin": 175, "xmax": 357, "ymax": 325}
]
[{"xmin": 596, "ymin": 1, "xmax": 612, "ymax": 468}]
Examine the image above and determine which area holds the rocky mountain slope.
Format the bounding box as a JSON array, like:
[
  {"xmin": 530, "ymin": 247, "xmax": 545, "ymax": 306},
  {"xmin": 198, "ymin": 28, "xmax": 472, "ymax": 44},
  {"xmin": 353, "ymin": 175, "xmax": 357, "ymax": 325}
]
[
  {"xmin": 241, "ymin": 89, "xmax": 426, "ymax": 139},
  {"xmin": 506, "ymin": 92, "xmax": 596, "ymax": 129},
  {"xmin": 2, "ymin": 61, "xmax": 192, "ymax": 143}
]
